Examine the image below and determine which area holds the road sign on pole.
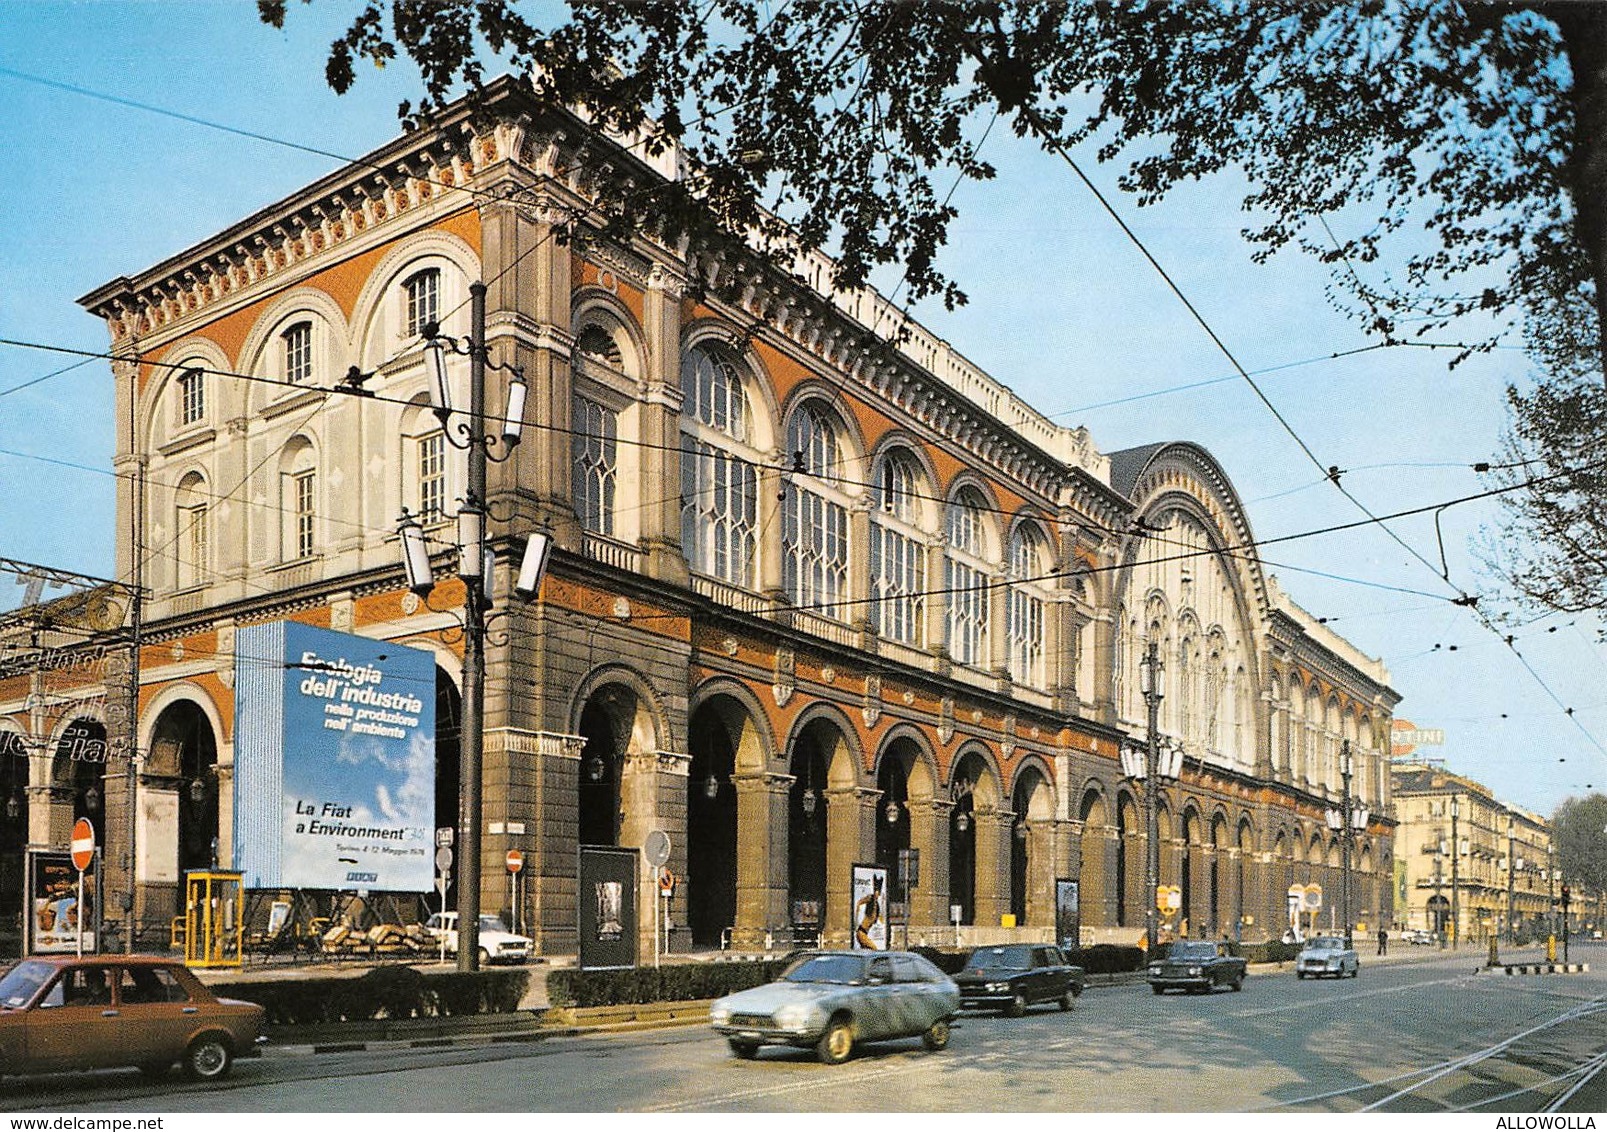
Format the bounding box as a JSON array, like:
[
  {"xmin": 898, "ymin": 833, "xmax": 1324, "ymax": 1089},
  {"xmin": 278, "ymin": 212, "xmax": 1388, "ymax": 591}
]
[
  {"xmin": 506, "ymin": 849, "xmax": 523, "ymax": 874},
  {"xmin": 70, "ymin": 818, "xmax": 95, "ymax": 959}
]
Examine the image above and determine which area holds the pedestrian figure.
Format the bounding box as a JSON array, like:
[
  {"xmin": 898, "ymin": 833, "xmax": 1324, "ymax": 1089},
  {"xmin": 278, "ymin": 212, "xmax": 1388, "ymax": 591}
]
[{"xmin": 1377, "ymin": 926, "xmax": 1388, "ymax": 956}]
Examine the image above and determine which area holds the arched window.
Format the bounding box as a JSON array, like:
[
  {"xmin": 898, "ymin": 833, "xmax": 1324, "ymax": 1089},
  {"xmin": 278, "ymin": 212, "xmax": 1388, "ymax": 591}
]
[
  {"xmin": 680, "ymin": 345, "xmax": 759, "ymax": 586},
  {"xmin": 281, "ymin": 320, "xmax": 313, "ymax": 384},
  {"xmin": 870, "ymin": 450, "xmax": 926, "ymax": 645},
  {"xmin": 279, "ymin": 439, "xmax": 317, "ymax": 561},
  {"xmin": 783, "ymin": 403, "xmax": 850, "ymax": 618},
  {"xmin": 572, "ymin": 394, "xmax": 618, "ymax": 536},
  {"xmin": 1007, "ymin": 524, "xmax": 1049, "ymax": 687},
  {"xmin": 174, "ymin": 471, "xmax": 208, "ymax": 591},
  {"xmin": 402, "ymin": 268, "xmax": 440, "ymax": 339},
  {"xmin": 945, "ymin": 488, "xmax": 992, "ymax": 667}
]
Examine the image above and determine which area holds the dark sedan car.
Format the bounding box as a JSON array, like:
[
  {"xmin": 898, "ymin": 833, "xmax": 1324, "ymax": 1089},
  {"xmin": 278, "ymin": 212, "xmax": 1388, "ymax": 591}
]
[
  {"xmin": 1146, "ymin": 940, "xmax": 1247, "ymax": 995},
  {"xmin": 0, "ymin": 955, "xmax": 265, "ymax": 1081},
  {"xmin": 954, "ymin": 944, "xmax": 1086, "ymax": 1016}
]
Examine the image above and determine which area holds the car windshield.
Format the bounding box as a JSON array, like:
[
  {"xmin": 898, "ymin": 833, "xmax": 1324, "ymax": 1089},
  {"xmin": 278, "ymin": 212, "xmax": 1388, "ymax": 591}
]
[
  {"xmin": 478, "ymin": 916, "xmax": 508, "ymax": 933},
  {"xmin": 0, "ymin": 960, "xmax": 53, "ymax": 1008},
  {"xmin": 1169, "ymin": 942, "xmax": 1218, "ymax": 960},
  {"xmin": 968, "ymin": 946, "xmax": 1033, "ymax": 971},
  {"xmin": 1307, "ymin": 938, "xmax": 1345, "ymax": 950},
  {"xmin": 782, "ymin": 953, "xmax": 867, "ymax": 984}
]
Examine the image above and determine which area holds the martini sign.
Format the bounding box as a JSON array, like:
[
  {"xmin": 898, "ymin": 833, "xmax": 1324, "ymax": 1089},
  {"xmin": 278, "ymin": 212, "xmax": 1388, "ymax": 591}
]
[{"xmin": 234, "ymin": 622, "xmax": 435, "ymax": 891}]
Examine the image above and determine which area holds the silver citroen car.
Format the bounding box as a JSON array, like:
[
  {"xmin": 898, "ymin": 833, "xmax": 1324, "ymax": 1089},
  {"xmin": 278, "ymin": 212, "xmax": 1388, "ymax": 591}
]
[{"xmin": 709, "ymin": 950, "xmax": 960, "ymax": 1063}]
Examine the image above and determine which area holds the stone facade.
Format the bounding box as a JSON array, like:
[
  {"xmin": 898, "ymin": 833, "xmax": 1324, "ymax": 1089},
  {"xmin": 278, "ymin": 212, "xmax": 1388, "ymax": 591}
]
[{"xmin": 0, "ymin": 78, "xmax": 1399, "ymax": 957}]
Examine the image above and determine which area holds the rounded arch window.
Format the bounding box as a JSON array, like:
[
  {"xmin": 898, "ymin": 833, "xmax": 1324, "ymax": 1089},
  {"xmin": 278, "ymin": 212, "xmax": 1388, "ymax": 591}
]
[
  {"xmin": 174, "ymin": 471, "xmax": 210, "ymax": 591},
  {"xmin": 870, "ymin": 448, "xmax": 928, "ymax": 646},
  {"xmin": 782, "ymin": 401, "xmax": 852, "ymax": 619},
  {"xmin": 1007, "ymin": 523, "xmax": 1050, "ymax": 688},
  {"xmin": 681, "ymin": 343, "xmax": 750, "ymax": 443}
]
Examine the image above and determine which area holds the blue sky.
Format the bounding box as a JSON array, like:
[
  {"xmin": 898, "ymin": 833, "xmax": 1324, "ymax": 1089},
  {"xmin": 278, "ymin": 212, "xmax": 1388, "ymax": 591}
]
[{"xmin": 0, "ymin": 1, "xmax": 1602, "ymax": 816}]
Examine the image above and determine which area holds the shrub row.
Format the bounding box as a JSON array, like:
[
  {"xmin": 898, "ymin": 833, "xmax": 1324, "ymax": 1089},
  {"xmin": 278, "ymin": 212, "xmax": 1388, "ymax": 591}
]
[
  {"xmin": 547, "ymin": 959, "xmax": 794, "ymax": 1007},
  {"xmin": 215, "ymin": 965, "xmax": 529, "ymax": 1025},
  {"xmin": 1065, "ymin": 944, "xmax": 1149, "ymax": 973},
  {"xmin": 1238, "ymin": 940, "xmax": 1302, "ymax": 964}
]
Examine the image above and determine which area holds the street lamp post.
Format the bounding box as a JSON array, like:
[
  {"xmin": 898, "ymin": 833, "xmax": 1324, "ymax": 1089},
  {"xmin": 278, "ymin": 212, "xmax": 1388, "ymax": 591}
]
[
  {"xmin": 398, "ymin": 281, "xmax": 547, "ymax": 972},
  {"xmin": 1141, "ymin": 642, "xmax": 1163, "ymax": 954},
  {"xmin": 1117, "ymin": 642, "xmax": 1183, "ymax": 953},
  {"xmin": 1324, "ymin": 740, "xmax": 1367, "ymax": 952},
  {"xmin": 1433, "ymin": 834, "xmax": 1445, "ymax": 947},
  {"xmin": 1449, "ymin": 794, "xmax": 1460, "ymax": 950},
  {"xmin": 1505, "ymin": 816, "xmax": 1517, "ymax": 946}
]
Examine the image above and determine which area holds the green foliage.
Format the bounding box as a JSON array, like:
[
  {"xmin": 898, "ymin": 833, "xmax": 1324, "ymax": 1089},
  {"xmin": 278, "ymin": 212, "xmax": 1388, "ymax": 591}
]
[
  {"xmin": 1063, "ymin": 944, "xmax": 1147, "ymax": 974},
  {"xmin": 1551, "ymin": 793, "xmax": 1607, "ymax": 895},
  {"xmin": 216, "ymin": 966, "xmax": 529, "ymax": 1025},
  {"xmin": 1238, "ymin": 940, "xmax": 1301, "ymax": 964},
  {"xmin": 546, "ymin": 960, "xmax": 791, "ymax": 1008}
]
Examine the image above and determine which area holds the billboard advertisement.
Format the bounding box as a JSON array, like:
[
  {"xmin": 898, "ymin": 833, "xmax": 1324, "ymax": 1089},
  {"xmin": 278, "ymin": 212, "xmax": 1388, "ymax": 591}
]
[
  {"xmin": 851, "ymin": 863, "xmax": 888, "ymax": 950},
  {"xmin": 234, "ymin": 621, "xmax": 435, "ymax": 891},
  {"xmin": 578, "ymin": 846, "xmax": 637, "ymax": 970},
  {"xmin": 27, "ymin": 850, "xmax": 99, "ymax": 954},
  {"xmin": 1055, "ymin": 878, "xmax": 1080, "ymax": 948}
]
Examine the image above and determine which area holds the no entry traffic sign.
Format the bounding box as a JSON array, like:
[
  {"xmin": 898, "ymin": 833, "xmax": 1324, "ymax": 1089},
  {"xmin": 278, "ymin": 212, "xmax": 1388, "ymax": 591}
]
[
  {"xmin": 70, "ymin": 818, "xmax": 96, "ymax": 872},
  {"xmin": 506, "ymin": 849, "xmax": 523, "ymax": 874}
]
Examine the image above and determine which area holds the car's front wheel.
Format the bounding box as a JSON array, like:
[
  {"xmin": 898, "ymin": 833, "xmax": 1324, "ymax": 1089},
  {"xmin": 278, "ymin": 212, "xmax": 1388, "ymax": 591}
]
[
  {"xmin": 817, "ymin": 1016, "xmax": 854, "ymax": 1064},
  {"xmin": 1005, "ymin": 991, "xmax": 1027, "ymax": 1018},
  {"xmin": 1151, "ymin": 984, "xmax": 1165, "ymax": 995},
  {"xmin": 1059, "ymin": 990, "xmax": 1075, "ymax": 1011},
  {"xmin": 1231, "ymin": 973, "xmax": 1244, "ymax": 992},
  {"xmin": 727, "ymin": 1038, "xmax": 760, "ymax": 1059},
  {"xmin": 184, "ymin": 1034, "xmax": 233, "ymax": 1082},
  {"xmin": 922, "ymin": 1017, "xmax": 951, "ymax": 1050}
]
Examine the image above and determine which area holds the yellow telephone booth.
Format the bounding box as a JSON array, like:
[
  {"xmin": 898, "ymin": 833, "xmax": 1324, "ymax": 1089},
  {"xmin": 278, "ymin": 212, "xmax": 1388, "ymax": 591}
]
[{"xmin": 183, "ymin": 871, "xmax": 245, "ymax": 968}]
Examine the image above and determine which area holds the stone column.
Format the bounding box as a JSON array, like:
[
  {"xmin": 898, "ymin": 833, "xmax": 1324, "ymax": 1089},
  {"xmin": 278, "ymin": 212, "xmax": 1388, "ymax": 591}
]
[
  {"xmin": 973, "ymin": 807, "xmax": 1012, "ymax": 928},
  {"xmin": 906, "ymin": 796, "xmax": 952, "ymax": 937},
  {"xmin": 527, "ymin": 730, "xmax": 585, "ymax": 954},
  {"xmin": 823, "ymin": 785, "xmax": 877, "ymax": 948},
  {"xmin": 1024, "ymin": 820, "xmax": 1056, "ymax": 930},
  {"xmin": 640, "ymin": 265, "xmax": 689, "ymax": 584},
  {"xmin": 732, "ymin": 770, "xmax": 790, "ymax": 948}
]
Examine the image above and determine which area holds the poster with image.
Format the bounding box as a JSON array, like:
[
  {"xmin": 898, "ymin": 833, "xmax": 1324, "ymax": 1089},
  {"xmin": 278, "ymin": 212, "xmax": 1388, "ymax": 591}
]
[
  {"xmin": 28, "ymin": 850, "xmax": 98, "ymax": 954},
  {"xmin": 234, "ymin": 621, "xmax": 435, "ymax": 891},
  {"xmin": 1055, "ymin": 878, "xmax": 1081, "ymax": 948},
  {"xmin": 851, "ymin": 863, "xmax": 888, "ymax": 950}
]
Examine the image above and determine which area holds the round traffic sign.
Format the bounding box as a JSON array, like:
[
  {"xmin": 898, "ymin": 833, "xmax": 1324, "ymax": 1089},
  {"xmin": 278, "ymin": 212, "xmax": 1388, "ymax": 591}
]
[
  {"xmin": 434, "ymin": 845, "xmax": 453, "ymax": 872},
  {"xmin": 70, "ymin": 818, "xmax": 95, "ymax": 871},
  {"xmin": 506, "ymin": 849, "xmax": 523, "ymax": 874},
  {"xmin": 644, "ymin": 829, "xmax": 672, "ymax": 868}
]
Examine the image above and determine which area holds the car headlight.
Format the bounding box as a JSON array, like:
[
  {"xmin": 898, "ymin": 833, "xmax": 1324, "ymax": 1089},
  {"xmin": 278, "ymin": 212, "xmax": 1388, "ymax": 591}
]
[
  {"xmin": 710, "ymin": 1006, "xmax": 732, "ymax": 1026},
  {"xmin": 986, "ymin": 982, "xmax": 1009, "ymax": 993},
  {"xmin": 773, "ymin": 1004, "xmax": 815, "ymax": 1031},
  {"xmin": 1188, "ymin": 966, "xmax": 1202, "ymax": 976},
  {"xmin": 1148, "ymin": 964, "xmax": 1162, "ymax": 974}
]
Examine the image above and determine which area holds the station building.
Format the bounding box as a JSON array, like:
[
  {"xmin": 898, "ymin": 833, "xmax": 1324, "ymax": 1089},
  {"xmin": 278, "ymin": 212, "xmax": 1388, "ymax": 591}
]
[{"xmin": 2, "ymin": 77, "xmax": 1400, "ymax": 956}]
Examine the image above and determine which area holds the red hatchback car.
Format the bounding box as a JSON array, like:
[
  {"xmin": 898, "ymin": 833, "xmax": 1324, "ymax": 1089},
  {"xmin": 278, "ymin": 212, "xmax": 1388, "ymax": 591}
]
[{"xmin": 0, "ymin": 955, "xmax": 265, "ymax": 1081}]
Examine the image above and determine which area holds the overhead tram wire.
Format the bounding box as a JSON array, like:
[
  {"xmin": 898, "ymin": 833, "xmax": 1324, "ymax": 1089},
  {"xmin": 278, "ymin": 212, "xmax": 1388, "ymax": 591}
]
[{"xmin": 1031, "ymin": 121, "xmax": 1607, "ymax": 765}]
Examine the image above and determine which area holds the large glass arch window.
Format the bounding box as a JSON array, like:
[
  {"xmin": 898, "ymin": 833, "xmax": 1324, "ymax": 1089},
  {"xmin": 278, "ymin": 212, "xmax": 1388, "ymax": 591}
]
[
  {"xmin": 944, "ymin": 488, "xmax": 993, "ymax": 667},
  {"xmin": 278, "ymin": 438, "xmax": 317, "ymax": 561},
  {"xmin": 1007, "ymin": 524, "xmax": 1050, "ymax": 687},
  {"xmin": 680, "ymin": 344, "xmax": 760, "ymax": 587},
  {"xmin": 174, "ymin": 471, "xmax": 209, "ymax": 591},
  {"xmin": 783, "ymin": 403, "xmax": 850, "ymax": 619},
  {"xmin": 870, "ymin": 449, "xmax": 926, "ymax": 645}
]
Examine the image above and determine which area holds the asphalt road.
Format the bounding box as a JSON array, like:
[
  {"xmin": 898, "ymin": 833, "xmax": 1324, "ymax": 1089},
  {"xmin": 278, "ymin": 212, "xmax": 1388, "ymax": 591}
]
[{"xmin": 4, "ymin": 944, "xmax": 1602, "ymax": 1113}]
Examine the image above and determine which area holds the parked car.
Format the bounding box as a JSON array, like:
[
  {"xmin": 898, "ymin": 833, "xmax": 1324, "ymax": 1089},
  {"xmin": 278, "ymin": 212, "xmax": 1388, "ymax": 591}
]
[
  {"xmin": 1402, "ymin": 928, "xmax": 1435, "ymax": 946},
  {"xmin": 1147, "ymin": 940, "xmax": 1247, "ymax": 994},
  {"xmin": 0, "ymin": 954, "xmax": 265, "ymax": 1081},
  {"xmin": 424, "ymin": 912, "xmax": 531, "ymax": 965},
  {"xmin": 709, "ymin": 949, "xmax": 960, "ymax": 1064},
  {"xmin": 954, "ymin": 943, "xmax": 1086, "ymax": 1016},
  {"xmin": 1296, "ymin": 935, "xmax": 1360, "ymax": 979}
]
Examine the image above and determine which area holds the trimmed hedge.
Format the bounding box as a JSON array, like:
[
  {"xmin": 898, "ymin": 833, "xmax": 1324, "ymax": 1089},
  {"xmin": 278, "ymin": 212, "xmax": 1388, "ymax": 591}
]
[
  {"xmin": 1239, "ymin": 940, "xmax": 1302, "ymax": 964},
  {"xmin": 547, "ymin": 960, "xmax": 792, "ymax": 1008},
  {"xmin": 215, "ymin": 965, "xmax": 529, "ymax": 1025},
  {"xmin": 1065, "ymin": 944, "xmax": 1148, "ymax": 973}
]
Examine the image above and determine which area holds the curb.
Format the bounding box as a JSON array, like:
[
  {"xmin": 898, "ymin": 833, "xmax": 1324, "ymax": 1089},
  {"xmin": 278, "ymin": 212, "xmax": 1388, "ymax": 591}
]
[{"xmin": 1488, "ymin": 963, "xmax": 1590, "ymax": 975}]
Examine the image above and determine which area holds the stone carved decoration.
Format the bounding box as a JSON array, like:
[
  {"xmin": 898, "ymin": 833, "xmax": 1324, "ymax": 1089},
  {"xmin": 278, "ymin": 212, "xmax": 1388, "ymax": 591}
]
[
  {"xmin": 1001, "ymin": 713, "xmax": 1017, "ymax": 759},
  {"xmin": 773, "ymin": 647, "xmax": 796, "ymax": 708},
  {"xmin": 938, "ymin": 697, "xmax": 955, "ymax": 745},
  {"xmin": 862, "ymin": 674, "xmax": 882, "ymax": 728},
  {"xmin": 820, "ymin": 665, "xmax": 836, "ymax": 685},
  {"xmin": 331, "ymin": 603, "xmax": 353, "ymax": 632},
  {"xmin": 402, "ymin": 593, "xmax": 421, "ymax": 615},
  {"xmin": 722, "ymin": 636, "xmax": 739, "ymax": 657},
  {"xmin": 902, "ymin": 689, "xmax": 915, "ymax": 706}
]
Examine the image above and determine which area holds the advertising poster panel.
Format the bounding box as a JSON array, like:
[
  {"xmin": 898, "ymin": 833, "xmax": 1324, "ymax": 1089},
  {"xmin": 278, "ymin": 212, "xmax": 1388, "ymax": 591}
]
[
  {"xmin": 27, "ymin": 850, "xmax": 99, "ymax": 954},
  {"xmin": 1055, "ymin": 878, "xmax": 1081, "ymax": 948},
  {"xmin": 851, "ymin": 863, "xmax": 888, "ymax": 950},
  {"xmin": 578, "ymin": 846, "xmax": 637, "ymax": 969},
  {"xmin": 234, "ymin": 621, "xmax": 435, "ymax": 891}
]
